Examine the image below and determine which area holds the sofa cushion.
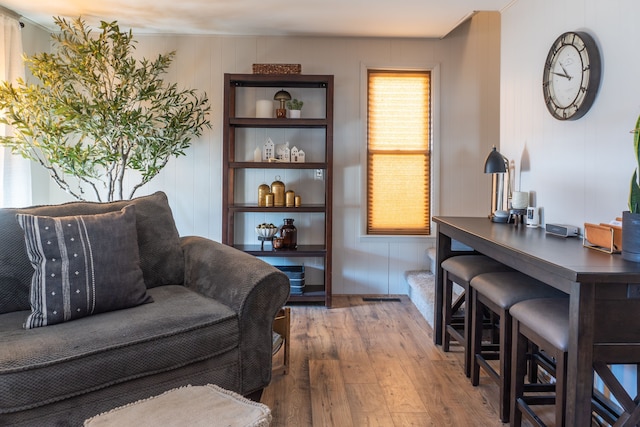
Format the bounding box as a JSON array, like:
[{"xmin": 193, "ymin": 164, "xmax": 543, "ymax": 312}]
[
  {"xmin": 16, "ymin": 206, "xmax": 152, "ymax": 329},
  {"xmin": 0, "ymin": 285, "xmax": 238, "ymax": 414},
  {"xmin": 0, "ymin": 191, "xmax": 184, "ymax": 315}
]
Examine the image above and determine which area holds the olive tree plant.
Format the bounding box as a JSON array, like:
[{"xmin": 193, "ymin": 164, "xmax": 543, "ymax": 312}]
[{"xmin": 0, "ymin": 17, "xmax": 210, "ymax": 201}]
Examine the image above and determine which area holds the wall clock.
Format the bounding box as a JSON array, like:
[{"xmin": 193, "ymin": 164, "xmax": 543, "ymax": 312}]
[{"xmin": 542, "ymin": 31, "xmax": 601, "ymax": 120}]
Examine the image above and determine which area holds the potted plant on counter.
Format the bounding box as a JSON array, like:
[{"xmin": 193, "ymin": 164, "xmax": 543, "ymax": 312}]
[
  {"xmin": 286, "ymin": 98, "xmax": 303, "ymax": 118},
  {"xmin": 623, "ymin": 114, "xmax": 640, "ymax": 261}
]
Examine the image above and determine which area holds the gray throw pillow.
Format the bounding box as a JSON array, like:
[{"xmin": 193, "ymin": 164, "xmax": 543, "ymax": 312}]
[
  {"xmin": 16, "ymin": 205, "xmax": 153, "ymax": 329},
  {"xmin": 0, "ymin": 191, "xmax": 184, "ymax": 315}
]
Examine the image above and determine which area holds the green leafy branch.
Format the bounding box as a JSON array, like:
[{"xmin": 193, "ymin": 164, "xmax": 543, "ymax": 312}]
[{"xmin": 0, "ymin": 17, "xmax": 210, "ymax": 201}]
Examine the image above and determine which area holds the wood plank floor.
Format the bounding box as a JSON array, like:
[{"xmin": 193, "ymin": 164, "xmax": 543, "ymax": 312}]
[{"xmin": 261, "ymin": 295, "xmax": 507, "ymax": 427}]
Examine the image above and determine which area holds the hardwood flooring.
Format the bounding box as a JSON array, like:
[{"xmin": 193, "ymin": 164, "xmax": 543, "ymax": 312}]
[{"xmin": 261, "ymin": 295, "xmax": 507, "ymax": 427}]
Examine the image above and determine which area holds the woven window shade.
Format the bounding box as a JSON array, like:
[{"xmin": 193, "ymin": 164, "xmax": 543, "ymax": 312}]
[{"xmin": 367, "ymin": 70, "xmax": 431, "ymax": 235}]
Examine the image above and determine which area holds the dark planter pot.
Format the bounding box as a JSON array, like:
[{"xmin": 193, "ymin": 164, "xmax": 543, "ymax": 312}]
[{"xmin": 622, "ymin": 211, "xmax": 640, "ymax": 262}]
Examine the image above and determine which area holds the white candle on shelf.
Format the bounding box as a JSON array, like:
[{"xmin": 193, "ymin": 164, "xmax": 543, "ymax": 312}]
[
  {"xmin": 253, "ymin": 146, "xmax": 262, "ymax": 162},
  {"xmin": 256, "ymin": 100, "xmax": 272, "ymax": 118}
]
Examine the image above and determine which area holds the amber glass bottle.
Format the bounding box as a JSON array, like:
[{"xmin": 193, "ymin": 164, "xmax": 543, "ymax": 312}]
[{"xmin": 280, "ymin": 218, "xmax": 297, "ymax": 249}]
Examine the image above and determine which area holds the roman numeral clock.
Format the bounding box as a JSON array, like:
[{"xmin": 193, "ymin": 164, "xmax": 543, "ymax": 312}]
[{"xmin": 542, "ymin": 31, "xmax": 602, "ymax": 120}]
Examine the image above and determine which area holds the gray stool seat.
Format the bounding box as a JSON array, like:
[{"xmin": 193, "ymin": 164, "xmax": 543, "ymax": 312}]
[
  {"xmin": 509, "ymin": 297, "xmax": 570, "ymax": 427},
  {"xmin": 471, "ymin": 272, "xmax": 567, "ymax": 310},
  {"xmin": 509, "ymin": 297, "xmax": 570, "ymax": 352},
  {"xmin": 441, "ymin": 255, "xmax": 510, "ymax": 282},
  {"xmin": 441, "ymin": 255, "xmax": 512, "ymax": 377},
  {"xmin": 469, "ymin": 271, "xmax": 567, "ymax": 423}
]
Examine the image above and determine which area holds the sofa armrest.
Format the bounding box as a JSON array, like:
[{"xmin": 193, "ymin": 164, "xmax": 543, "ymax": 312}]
[{"xmin": 180, "ymin": 236, "xmax": 290, "ymax": 394}]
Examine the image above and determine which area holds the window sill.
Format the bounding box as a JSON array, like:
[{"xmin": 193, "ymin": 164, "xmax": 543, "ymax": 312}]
[{"xmin": 359, "ymin": 234, "xmax": 435, "ymax": 244}]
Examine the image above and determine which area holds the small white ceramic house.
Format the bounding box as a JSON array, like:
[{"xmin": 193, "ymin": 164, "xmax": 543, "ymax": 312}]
[
  {"xmin": 276, "ymin": 141, "xmax": 290, "ymax": 162},
  {"xmin": 262, "ymin": 138, "xmax": 274, "ymax": 161},
  {"xmin": 291, "ymin": 146, "xmax": 305, "ymax": 163}
]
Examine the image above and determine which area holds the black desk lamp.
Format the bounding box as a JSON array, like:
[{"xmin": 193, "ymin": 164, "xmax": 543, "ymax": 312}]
[{"xmin": 484, "ymin": 146, "xmax": 510, "ymax": 222}]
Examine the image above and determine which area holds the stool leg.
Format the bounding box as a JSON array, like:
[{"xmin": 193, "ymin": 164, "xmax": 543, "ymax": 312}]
[
  {"xmin": 470, "ymin": 288, "xmax": 482, "ymax": 387},
  {"xmin": 442, "ymin": 270, "xmax": 453, "ymax": 352},
  {"xmin": 527, "ymin": 342, "xmax": 539, "ymax": 384},
  {"xmin": 462, "ymin": 282, "xmax": 471, "ymax": 378},
  {"xmin": 491, "ymin": 311, "xmax": 500, "ymax": 344},
  {"xmin": 555, "ymin": 351, "xmax": 567, "ymax": 427},
  {"xmin": 510, "ymin": 319, "xmax": 527, "ymax": 427},
  {"xmin": 637, "ymin": 364, "xmax": 640, "ymax": 399},
  {"xmin": 499, "ymin": 310, "xmax": 512, "ymax": 423}
]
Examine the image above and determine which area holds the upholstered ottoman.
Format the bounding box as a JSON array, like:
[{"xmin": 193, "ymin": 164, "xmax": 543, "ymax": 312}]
[{"xmin": 84, "ymin": 384, "xmax": 271, "ymax": 427}]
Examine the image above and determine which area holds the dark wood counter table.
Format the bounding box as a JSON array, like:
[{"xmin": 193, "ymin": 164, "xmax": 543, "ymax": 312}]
[{"xmin": 433, "ymin": 216, "xmax": 640, "ymax": 426}]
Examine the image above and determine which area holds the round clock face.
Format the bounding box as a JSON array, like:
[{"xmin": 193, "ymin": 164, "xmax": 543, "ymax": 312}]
[{"xmin": 542, "ymin": 31, "xmax": 601, "ymax": 120}]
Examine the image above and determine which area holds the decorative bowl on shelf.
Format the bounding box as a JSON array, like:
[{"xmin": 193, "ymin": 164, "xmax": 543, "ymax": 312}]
[{"xmin": 256, "ymin": 223, "xmax": 279, "ymax": 238}]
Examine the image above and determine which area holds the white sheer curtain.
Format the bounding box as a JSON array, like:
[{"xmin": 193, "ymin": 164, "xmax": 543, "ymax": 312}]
[{"xmin": 0, "ymin": 11, "xmax": 29, "ymax": 208}]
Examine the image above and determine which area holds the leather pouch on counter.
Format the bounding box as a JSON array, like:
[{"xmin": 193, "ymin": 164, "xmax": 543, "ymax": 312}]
[{"xmin": 583, "ymin": 222, "xmax": 622, "ymax": 253}]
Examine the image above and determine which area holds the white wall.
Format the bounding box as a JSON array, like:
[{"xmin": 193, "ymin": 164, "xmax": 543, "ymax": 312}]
[
  {"xmin": 20, "ymin": 12, "xmax": 500, "ymax": 295},
  {"xmin": 20, "ymin": 21, "xmax": 51, "ymax": 203},
  {"xmin": 501, "ymin": 0, "xmax": 640, "ymax": 395},
  {"xmin": 501, "ymin": 0, "xmax": 640, "ymax": 228}
]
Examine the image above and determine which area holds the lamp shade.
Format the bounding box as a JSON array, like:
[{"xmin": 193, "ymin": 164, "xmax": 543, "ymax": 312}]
[
  {"xmin": 273, "ymin": 90, "xmax": 292, "ymax": 111},
  {"xmin": 274, "ymin": 90, "xmax": 291, "ymax": 106},
  {"xmin": 273, "ymin": 90, "xmax": 291, "ymax": 102},
  {"xmin": 484, "ymin": 146, "xmax": 507, "ymax": 173}
]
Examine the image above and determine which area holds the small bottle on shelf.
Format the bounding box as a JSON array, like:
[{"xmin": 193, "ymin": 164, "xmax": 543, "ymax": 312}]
[{"xmin": 280, "ymin": 218, "xmax": 297, "ymax": 249}]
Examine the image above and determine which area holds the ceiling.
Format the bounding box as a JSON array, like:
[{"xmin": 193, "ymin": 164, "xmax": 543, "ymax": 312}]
[{"xmin": 1, "ymin": 0, "xmax": 513, "ymax": 39}]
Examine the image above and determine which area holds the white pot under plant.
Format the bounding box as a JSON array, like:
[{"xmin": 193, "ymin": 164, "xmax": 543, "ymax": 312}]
[{"xmin": 286, "ymin": 98, "xmax": 303, "ymax": 119}]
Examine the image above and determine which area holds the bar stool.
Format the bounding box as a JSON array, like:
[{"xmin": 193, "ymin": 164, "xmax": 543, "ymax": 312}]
[
  {"xmin": 509, "ymin": 297, "xmax": 569, "ymax": 427},
  {"xmin": 469, "ymin": 272, "xmax": 567, "ymax": 423},
  {"xmin": 510, "ymin": 298, "xmax": 624, "ymax": 427},
  {"xmin": 441, "ymin": 255, "xmax": 512, "ymax": 377}
]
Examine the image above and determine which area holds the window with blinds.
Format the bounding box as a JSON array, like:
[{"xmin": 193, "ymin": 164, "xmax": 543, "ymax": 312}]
[{"xmin": 367, "ymin": 70, "xmax": 431, "ymax": 235}]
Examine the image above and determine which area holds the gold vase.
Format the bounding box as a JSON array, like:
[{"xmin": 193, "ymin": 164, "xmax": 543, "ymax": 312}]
[
  {"xmin": 285, "ymin": 190, "xmax": 295, "ymax": 207},
  {"xmin": 258, "ymin": 184, "xmax": 270, "ymax": 207},
  {"xmin": 271, "ymin": 176, "xmax": 285, "ymax": 207}
]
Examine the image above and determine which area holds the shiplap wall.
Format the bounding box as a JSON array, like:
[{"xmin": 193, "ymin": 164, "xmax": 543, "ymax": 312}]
[
  {"xmin": 500, "ymin": 0, "xmax": 640, "ymax": 398},
  {"xmin": 21, "ymin": 12, "xmax": 500, "ymax": 295},
  {"xmin": 21, "ymin": 22, "xmax": 51, "ymax": 203},
  {"xmin": 501, "ymin": 0, "xmax": 640, "ymax": 228}
]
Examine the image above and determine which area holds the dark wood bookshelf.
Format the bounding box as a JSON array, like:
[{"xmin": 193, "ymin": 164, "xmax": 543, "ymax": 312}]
[
  {"xmin": 229, "ymin": 118, "xmax": 328, "ymax": 128},
  {"xmin": 229, "ymin": 204, "xmax": 326, "ymax": 213},
  {"xmin": 233, "ymin": 244, "xmax": 327, "ymax": 257},
  {"xmin": 229, "ymin": 162, "xmax": 327, "ymax": 169},
  {"xmin": 222, "ymin": 73, "xmax": 334, "ymax": 307}
]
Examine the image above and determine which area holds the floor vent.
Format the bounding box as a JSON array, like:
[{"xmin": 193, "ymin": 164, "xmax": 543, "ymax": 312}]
[{"xmin": 362, "ymin": 297, "xmax": 402, "ymax": 302}]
